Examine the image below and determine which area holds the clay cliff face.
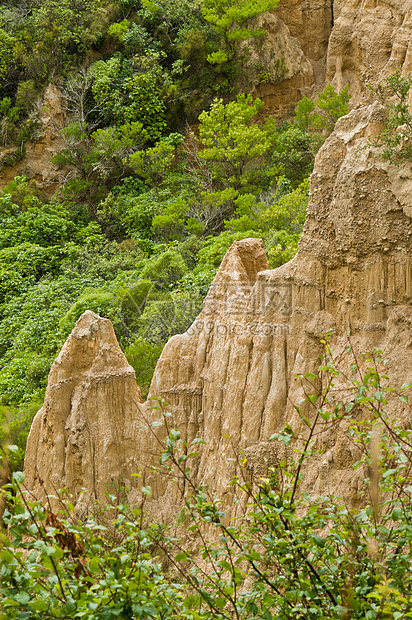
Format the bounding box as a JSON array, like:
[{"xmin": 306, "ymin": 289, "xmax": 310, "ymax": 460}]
[
  {"xmin": 148, "ymin": 103, "xmax": 412, "ymax": 502},
  {"xmin": 24, "ymin": 311, "xmax": 145, "ymax": 506},
  {"xmin": 327, "ymin": 0, "xmax": 412, "ymax": 105},
  {"xmin": 253, "ymin": 0, "xmax": 412, "ymax": 115},
  {"xmin": 24, "ymin": 102, "xmax": 412, "ymax": 508},
  {"xmin": 0, "ymin": 84, "xmax": 66, "ymax": 195},
  {"xmin": 246, "ymin": 0, "xmax": 334, "ymax": 117}
]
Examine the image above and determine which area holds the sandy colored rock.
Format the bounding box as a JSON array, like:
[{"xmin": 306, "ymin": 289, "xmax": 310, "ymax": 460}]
[
  {"xmin": 327, "ymin": 0, "xmax": 412, "ymax": 106},
  {"xmin": 0, "ymin": 84, "xmax": 66, "ymax": 195},
  {"xmin": 254, "ymin": 0, "xmax": 412, "ymax": 116},
  {"xmin": 24, "ymin": 102, "xmax": 412, "ymax": 509},
  {"xmin": 24, "ymin": 311, "xmax": 145, "ymax": 507},
  {"xmin": 147, "ymin": 102, "xmax": 412, "ymax": 503},
  {"xmin": 243, "ymin": 0, "xmax": 334, "ymax": 117}
]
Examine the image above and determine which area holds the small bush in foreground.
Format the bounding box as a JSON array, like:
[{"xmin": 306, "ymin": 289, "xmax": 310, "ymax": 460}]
[{"xmin": 1, "ymin": 342, "xmax": 412, "ymax": 618}]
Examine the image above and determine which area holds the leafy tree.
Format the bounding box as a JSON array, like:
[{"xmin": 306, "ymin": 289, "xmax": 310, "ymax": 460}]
[
  {"xmin": 0, "ymin": 26, "xmax": 17, "ymax": 86},
  {"xmin": 314, "ymin": 83, "xmax": 351, "ymax": 132},
  {"xmin": 270, "ymin": 125, "xmax": 318, "ymax": 187},
  {"xmin": 28, "ymin": 0, "xmax": 110, "ymax": 68},
  {"xmin": 53, "ymin": 121, "xmax": 148, "ymax": 211},
  {"xmin": 225, "ymin": 179, "xmax": 309, "ymax": 268},
  {"xmin": 295, "ymin": 84, "xmax": 351, "ymax": 135},
  {"xmin": 202, "ymin": 0, "xmax": 280, "ymax": 64},
  {"xmin": 376, "ymin": 70, "xmax": 412, "ymax": 164},
  {"xmin": 198, "ymin": 94, "xmax": 272, "ymax": 190},
  {"xmin": 91, "ymin": 59, "xmax": 167, "ymax": 140},
  {"xmin": 294, "ymin": 95, "xmax": 315, "ymax": 132},
  {"xmin": 124, "ymin": 72, "xmax": 167, "ymax": 140},
  {"xmin": 127, "ymin": 140, "xmax": 175, "ymax": 191}
]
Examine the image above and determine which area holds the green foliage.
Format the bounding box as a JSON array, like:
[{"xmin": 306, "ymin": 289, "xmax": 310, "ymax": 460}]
[
  {"xmin": 0, "ymin": 198, "xmax": 95, "ymax": 250},
  {"xmin": 202, "ymin": 0, "xmax": 280, "ymax": 64},
  {"xmin": 314, "ymin": 84, "xmax": 351, "ymax": 132},
  {"xmin": 198, "ymin": 94, "xmax": 271, "ymax": 191},
  {"xmin": 138, "ymin": 290, "xmax": 203, "ymax": 345},
  {"xmin": 294, "ymin": 95, "xmax": 315, "ymax": 132},
  {"xmin": 125, "ymin": 72, "xmax": 167, "ymax": 141},
  {"xmin": 128, "ymin": 140, "xmax": 175, "ymax": 187},
  {"xmin": 295, "ymin": 84, "xmax": 351, "ymax": 135},
  {"xmin": 24, "ymin": 0, "xmax": 110, "ymax": 78},
  {"xmin": 377, "ymin": 70, "xmax": 412, "ymax": 164},
  {"xmin": 0, "ymin": 401, "xmax": 40, "ymax": 470},
  {"xmin": 124, "ymin": 338, "xmax": 163, "ymax": 397},
  {"xmin": 2, "ymin": 347, "xmax": 412, "ymax": 618},
  {"xmin": 0, "ymin": 27, "xmax": 16, "ymax": 83},
  {"xmin": 91, "ymin": 58, "xmax": 167, "ymax": 140},
  {"xmin": 270, "ymin": 125, "xmax": 318, "ymax": 187},
  {"xmin": 139, "ymin": 249, "xmax": 188, "ymax": 289},
  {"xmin": 190, "ymin": 94, "xmax": 278, "ymax": 229},
  {"xmin": 53, "ymin": 120, "xmax": 148, "ymax": 209},
  {"xmin": 1, "ymin": 477, "xmax": 184, "ymax": 619},
  {"xmin": 61, "ymin": 289, "xmax": 120, "ymax": 333}
]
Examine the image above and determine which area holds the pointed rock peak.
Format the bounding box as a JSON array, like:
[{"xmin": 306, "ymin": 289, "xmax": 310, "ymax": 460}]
[
  {"xmin": 49, "ymin": 311, "xmax": 134, "ymax": 383},
  {"xmin": 200, "ymin": 238, "xmax": 268, "ymax": 319},
  {"xmin": 24, "ymin": 310, "xmax": 142, "ymax": 506},
  {"xmin": 213, "ymin": 238, "xmax": 268, "ymax": 286}
]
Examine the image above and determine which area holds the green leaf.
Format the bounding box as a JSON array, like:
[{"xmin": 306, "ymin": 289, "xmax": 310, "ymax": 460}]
[
  {"xmin": 191, "ymin": 438, "xmax": 206, "ymax": 445},
  {"xmin": 12, "ymin": 471, "xmax": 24, "ymax": 484},
  {"xmin": 14, "ymin": 591, "xmax": 30, "ymax": 605},
  {"xmin": 186, "ymin": 452, "xmax": 200, "ymax": 459},
  {"xmin": 382, "ymin": 468, "xmax": 397, "ymax": 478},
  {"xmin": 311, "ymin": 533, "xmax": 325, "ymax": 548}
]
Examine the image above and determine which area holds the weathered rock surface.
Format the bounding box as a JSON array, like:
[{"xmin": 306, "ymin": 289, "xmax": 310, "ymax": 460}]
[
  {"xmin": 24, "ymin": 102, "xmax": 412, "ymax": 509},
  {"xmin": 0, "ymin": 84, "xmax": 66, "ymax": 195},
  {"xmin": 147, "ymin": 101, "xmax": 412, "ymax": 502},
  {"xmin": 246, "ymin": 0, "xmax": 334, "ymax": 117},
  {"xmin": 24, "ymin": 311, "xmax": 144, "ymax": 506},
  {"xmin": 327, "ymin": 0, "xmax": 412, "ymax": 106},
  {"xmin": 253, "ymin": 0, "xmax": 412, "ymax": 116}
]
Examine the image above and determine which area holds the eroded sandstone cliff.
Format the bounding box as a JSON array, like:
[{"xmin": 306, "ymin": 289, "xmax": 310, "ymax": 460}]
[
  {"xmin": 24, "ymin": 311, "xmax": 145, "ymax": 505},
  {"xmin": 24, "ymin": 101, "xmax": 412, "ymax": 509},
  {"xmin": 0, "ymin": 84, "xmax": 66, "ymax": 195},
  {"xmin": 147, "ymin": 102, "xmax": 412, "ymax": 504},
  {"xmin": 327, "ymin": 0, "xmax": 412, "ymax": 106}
]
